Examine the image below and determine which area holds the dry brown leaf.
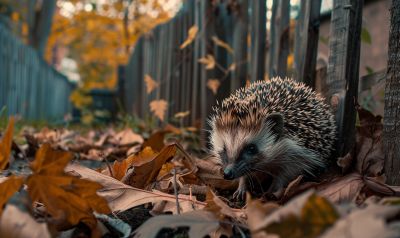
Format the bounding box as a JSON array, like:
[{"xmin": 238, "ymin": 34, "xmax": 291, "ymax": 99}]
[
  {"xmin": 198, "ymin": 54, "xmax": 216, "ymax": 70},
  {"xmin": 180, "ymin": 25, "xmax": 198, "ymax": 49},
  {"xmin": 205, "ymin": 190, "xmax": 246, "ymax": 224},
  {"xmin": 144, "ymin": 74, "xmax": 159, "ymax": 94},
  {"xmin": 133, "ymin": 210, "xmax": 220, "ymax": 238},
  {"xmin": 228, "ymin": 63, "xmax": 236, "ymax": 71},
  {"xmin": 112, "ymin": 146, "xmax": 156, "ymax": 181},
  {"xmin": 0, "ymin": 205, "xmax": 51, "ymax": 238},
  {"xmin": 26, "ymin": 144, "xmax": 111, "ymax": 229},
  {"xmin": 174, "ymin": 111, "xmax": 190, "ymax": 119},
  {"xmin": 0, "ymin": 175, "xmax": 23, "ymax": 215},
  {"xmin": 150, "ymin": 99, "xmax": 168, "ymax": 121},
  {"xmin": 0, "ymin": 117, "xmax": 14, "ymax": 170},
  {"xmin": 321, "ymin": 204, "xmax": 400, "ymax": 238},
  {"xmin": 66, "ymin": 163, "xmax": 206, "ymax": 212},
  {"xmin": 114, "ymin": 128, "xmax": 144, "ymax": 146},
  {"xmin": 123, "ymin": 144, "xmax": 177, "ymax": 188},
  {"xmin": 212, "ymin": 36, "xmax": 234, "ymax": 54},
  {"xmin": 207, "ymin": 79, "xmax": 220, "ymax": 95},
  {"xmin": 317, "ymin": 173, "xmax": 365, "ymax": 203}
]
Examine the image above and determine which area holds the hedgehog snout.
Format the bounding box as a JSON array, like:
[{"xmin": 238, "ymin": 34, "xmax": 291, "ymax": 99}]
[{"xmin": 223, "ymin": 164, "xmax": 235, "ymax": 180}]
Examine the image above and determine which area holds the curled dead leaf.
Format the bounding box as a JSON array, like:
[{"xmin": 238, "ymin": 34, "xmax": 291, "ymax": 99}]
[
  {"xmin": 149, "ymin": 99, "xmax": 168, "ymax": 121},
  {"xmin": 207, "ymin": 79, "xmax": 220, "ymax": 95},
  {"xmin": 144, "ymin": 74, "xmax": 159, "ymax": 94},
  {"xmin": 180, "ymin": 25, "xmax": 198, "ymax": 49},
  {"xmin": 198, "ymin": 54, "xmax": 216, "ymax": 70}
]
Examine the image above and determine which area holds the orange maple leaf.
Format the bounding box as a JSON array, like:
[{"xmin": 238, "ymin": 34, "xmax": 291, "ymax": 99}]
[
  {"xmin": 0, "ymin": 117, "xmax": 14, "ymax": 170},
  {"xmin": 0, "ymin": 175, "xmax": 23, "ymax": 215},
  {"xmin": 26, "ymin": 144, "xmax": 110, "ymax": 229}
]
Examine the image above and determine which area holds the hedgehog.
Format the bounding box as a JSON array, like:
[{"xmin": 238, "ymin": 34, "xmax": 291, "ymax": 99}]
[{"xmin": 209, "ymin": 77, "xmax": 336, "ymax": 199}]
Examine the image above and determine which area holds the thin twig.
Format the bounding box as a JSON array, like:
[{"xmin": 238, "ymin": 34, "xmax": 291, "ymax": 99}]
[{"xmin": 173, "ymin": 168, "xmax": 181, "ymax": 214}]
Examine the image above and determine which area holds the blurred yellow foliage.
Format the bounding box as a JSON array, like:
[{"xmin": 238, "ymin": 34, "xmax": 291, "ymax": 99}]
[{"xmin": 46, "ymin": 0, "xmax": 175, "ymax": 108}]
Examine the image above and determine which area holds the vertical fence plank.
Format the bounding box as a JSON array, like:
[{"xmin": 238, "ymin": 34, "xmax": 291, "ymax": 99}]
[
  {"xmin": 231, "ymin": 0, "xmax": 249, "ymax": 90},
  {"xmin": 326, "ymin": 0, "xmax": 364, "ymax": 157},
  {"xmin": 294, "ymin": 0, "xmax": 322, "ymax": 86},
  {"xmin": 0, "ymin": 24, "xmax": 73, "ymax": 122},
  {"xmin": 268, "ymin": 0, "xmax": 290, "ymax": 78},
  {"xmin": 384, "ymin": 0, "xmax": 400, "ymax": 185},
  {"xmin": 249, "ymin": 0, "xmax": 267, "ymax": 82}
]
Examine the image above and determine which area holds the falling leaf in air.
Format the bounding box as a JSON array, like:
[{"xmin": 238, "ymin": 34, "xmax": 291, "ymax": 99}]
[
  {"xmin": 26, "ymin": 144, "xmax": 111, "ymax": 229},
  {"xmin": 207, "ymin": 79, "xmax": 220, "ymax": 95},
  {"xmin": 198, "ymin": 54, "xmax": 216, "ymax": 70},
  {"xmin": 174, "ymin": 111, "xmax": 190, "ymax": 119},
  {"xmin": 0, "ymin": 176, "xmax": 24, "ymax": 215},
  {"xmin": 0, "ymin": 117, "xmax": 14, "ymax": 170},
  {"xmin": 212, "ymin": 36, "xmax": 234, "ymax": 54},
  {"xmin": 144, "ymin": 74, "xmax": 159, "ymax": 94},
  {"xmin": 150, "ymin": 99, "xmax": 168, "ymax": 121},
  {"xmin": 180, "ymin": 25, "xmax": 198, "ymax": 49},
  {"xmin": 228, "ymin": 63, "xmax": 236, "ymax": 71}
]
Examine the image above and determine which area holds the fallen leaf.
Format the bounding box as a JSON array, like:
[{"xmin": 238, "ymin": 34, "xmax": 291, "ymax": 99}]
[
  {"xmin": 133, "ymin": 210, "xmax": 220, "ymax": 238},
  {"xmin": 212, "ymin": 36, "xmax": 234, "ymax": 54},
  {"xmin": 317, "ymin": 173, "xmax": 365, "ymax": 203},
  {"xmin": 180, "ymin": 25, "xmax": 198, "ymax": 49},
  {"xmin": 207, "ymin": 79, "xmax": 220, "ymax": 95},
  {"xmin": 150, "ymin": 99, "xmax": 168, "ymax": 121},
  {"xmin": 123, "ymin": 144, "xmax": 177, "ymax": 188},
  {"xmin": 26, "ymin": 144, "xmax": 110, "ymax": 229},
  {"xmin": 0, "ymin": 205, "xmax": 51, "ymax": 238},
  {"xmin": 248, "ymin": 191, "xmax": 338, "ymax": 238},
  {"xmin": 198, "ymin": 54, "xmax": 216, "ymax": 70},
  {"xmin": 114, "ymin": 128, "xmax": 144, "ymax": 146},
  {"xmin": 321, "ymin": 204, "xmax": 400, "ymax": 238},
  {"xmin": 66, "ymin": 163, "xmax": 206, "ymax": 212},
  {"xmin": 0, "ymin": 117, "xmax": 14, "ymax": 170},
  {"xmin": 144, "ymin": 74, "xmax": 159, "ymax": 94},
  {"xmin": 112, "ymin": 147, "xmax": 156, "ymax": 181},
  {"xmin": 205, "ymin": 190, "xmax": 246, "ymax": 224},
  {"xmin": 0, "ymin": 175, "xmax": 23, "ymax": 215},
  {"xmin": 264, "ymin": 193, "xmax": 339, "ymax": 238}
]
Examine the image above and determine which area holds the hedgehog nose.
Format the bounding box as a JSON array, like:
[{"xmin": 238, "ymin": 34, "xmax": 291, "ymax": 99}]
[{"xmin": 223, "ymin": 167, "xmax": 234, "ymax": 180}]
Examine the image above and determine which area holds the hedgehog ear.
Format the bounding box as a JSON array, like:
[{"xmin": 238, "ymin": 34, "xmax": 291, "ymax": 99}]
[{"xmin": 264, "ymin": 113, "xmax": 284, "ymax": 140}]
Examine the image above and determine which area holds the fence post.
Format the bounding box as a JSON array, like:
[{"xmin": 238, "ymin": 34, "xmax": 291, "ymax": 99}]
[
  {"xmin": 326, "ymin": 0, "xmax": 364, "ymax": 157},
  {"xmin": 231, "ymin": 0, "xmax": 249, "ymax": 91},
  {"xmin": 384, "ymin": 0, "xmax": 400, "ymax": 185},
  {"xmin": 268, "ymin": 0, "xmax": 290, "ymax": 78},
  {"xmin": 294, "ymin": 0, "xmax": 322, "ymax": 87},
  {"xmin": 249, "ymin": 0, "xmax": 267, "ymax": 82}
]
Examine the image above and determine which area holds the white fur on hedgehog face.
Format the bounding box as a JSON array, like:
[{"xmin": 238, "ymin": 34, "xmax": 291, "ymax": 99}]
[{"xmin": 210, "ymin": 120, "xmax": 279, "ymax": 178}]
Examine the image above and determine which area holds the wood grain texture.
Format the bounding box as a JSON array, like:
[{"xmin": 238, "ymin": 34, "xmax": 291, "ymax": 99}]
[
  {"xmin": 384, "ymin": 0, "xmax": 400, "ymax": 185},
  {"xmin": 326, "ymin": 0, "xmax": 364, "ymax": 157},
  {"xmin": 294, "ymin": 0, "xmax": 322, "ymax": 87}
]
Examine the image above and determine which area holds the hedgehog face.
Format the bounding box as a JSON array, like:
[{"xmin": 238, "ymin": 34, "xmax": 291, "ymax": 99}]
[{"xmin": 210, "ymin": 113, "xmax": 284, "ymax": 180}]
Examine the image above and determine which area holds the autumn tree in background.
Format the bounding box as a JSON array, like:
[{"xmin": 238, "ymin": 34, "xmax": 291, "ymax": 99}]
[
  {"xmin": 46, "ymin": 0, "xmax": 180, "ymax": 110},
  {"xmin": 384, "ymin": 0, "xmax": 400, "ymax": 185},
  {"xmin": 0, "ymin": 0, "xmax": 56, "ymax": 55}
]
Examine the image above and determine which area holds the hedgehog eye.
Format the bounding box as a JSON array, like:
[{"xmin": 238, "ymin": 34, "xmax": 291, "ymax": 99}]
[{"xmin": 244, "ymin": 144, "xmax": 258, "ymax": 155}]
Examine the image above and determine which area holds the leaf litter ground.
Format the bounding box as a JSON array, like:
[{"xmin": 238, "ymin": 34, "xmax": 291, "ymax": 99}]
[{"xmin": 0, "ymin": 107, "xmax": 399, "ymax": 238}]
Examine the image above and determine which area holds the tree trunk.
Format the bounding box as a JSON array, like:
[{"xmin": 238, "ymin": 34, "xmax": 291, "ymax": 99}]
[
  {"xmin": 384, "ymin": 0, "xmax": 400, "ymax": 185},
  {"xmin": 29, "ymin": 0, "xmax": 57, "ymax": 56}
]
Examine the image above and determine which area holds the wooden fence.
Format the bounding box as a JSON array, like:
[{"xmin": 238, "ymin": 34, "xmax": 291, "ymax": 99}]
[
  {"xmin": 0, "ymin": 24, "xmax": 74, "ymax": 121},
  {"xmin": 121, "ymin": 0, "xmax": 369, "ymax": 157}
]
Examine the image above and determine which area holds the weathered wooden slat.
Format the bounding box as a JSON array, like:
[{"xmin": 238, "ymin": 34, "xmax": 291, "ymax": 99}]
[
  {"xmin": 249, "ymin": 0, "xmax": 267, "ymax": 82},
  {"xmin": 294, "ymin": 0, "xmax": 322, "ymax": 86},
  {"xmin": 384, "ymin": 0, "xmax": 400, "ymax": 185},
  {"xmin": 326, "ymin": 0, "xmax": 364, "ymax": 157}
]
